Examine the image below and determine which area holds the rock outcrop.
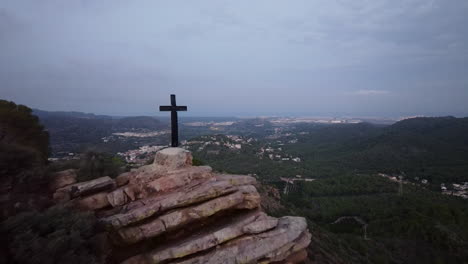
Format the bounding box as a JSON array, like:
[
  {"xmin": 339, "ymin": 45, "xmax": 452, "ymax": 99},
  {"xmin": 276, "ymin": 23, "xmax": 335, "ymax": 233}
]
[
  {"xmin": 51, "ymin": 148, "xmax": 311, "ymax": 263},
  {"xmin": 49, "ymin": 168, "xmax": 77, "ymax": 191}
]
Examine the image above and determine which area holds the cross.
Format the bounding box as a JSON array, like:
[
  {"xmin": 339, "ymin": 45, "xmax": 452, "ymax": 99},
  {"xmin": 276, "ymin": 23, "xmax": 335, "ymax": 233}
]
[{"xmin": 159, "ymin": 94, "xmax": 187, "ymax": 147}]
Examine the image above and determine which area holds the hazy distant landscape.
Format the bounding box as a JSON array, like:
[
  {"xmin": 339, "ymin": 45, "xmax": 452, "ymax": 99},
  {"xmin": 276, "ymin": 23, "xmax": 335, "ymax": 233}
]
[
  {"xmin": 5, "ymin": 106, "xmax": 458, "ymax": 263},
  {"xmin": 31, "ymin": 108, "xmax": 468, "ymax": 199},
  {"xmin": 34, "ymin": 109, "xmax": 390, "ymax": 156},
  {"xmin": 2, "ymin": 102, "xmax": 467, "ymax": 263},
  {"xmin": 2, "ymin": 0, "xmax": 468, "ymax": 263},
  {"xmin": 36, "ymin": 109, "xmax": 468, "ymax": 189}
]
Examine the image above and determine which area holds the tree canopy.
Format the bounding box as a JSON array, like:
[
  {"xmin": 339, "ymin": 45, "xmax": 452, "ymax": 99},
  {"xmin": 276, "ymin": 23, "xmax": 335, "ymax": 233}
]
[{"xmin": 0, "ymin": 100, "xmax": 49, "ymax": 179}]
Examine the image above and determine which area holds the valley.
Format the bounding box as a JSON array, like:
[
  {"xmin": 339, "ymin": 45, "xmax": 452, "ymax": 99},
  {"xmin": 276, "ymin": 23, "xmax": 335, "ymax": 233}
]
[{"xmin": 19, "ymin": 108, "xmax": 468, "ymax": 263}]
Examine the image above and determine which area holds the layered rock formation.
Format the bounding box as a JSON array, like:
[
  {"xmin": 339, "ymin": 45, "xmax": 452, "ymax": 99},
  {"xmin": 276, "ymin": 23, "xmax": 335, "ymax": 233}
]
[{"xmin": 51, "ymin": 148, "xmax": 311, "ymax": 264}]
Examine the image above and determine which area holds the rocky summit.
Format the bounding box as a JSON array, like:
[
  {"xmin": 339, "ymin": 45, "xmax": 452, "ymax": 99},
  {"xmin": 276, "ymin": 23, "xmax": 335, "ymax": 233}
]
[{"xmin": 51, "ymin": 148, "xmax": 311, "ymax": 264}]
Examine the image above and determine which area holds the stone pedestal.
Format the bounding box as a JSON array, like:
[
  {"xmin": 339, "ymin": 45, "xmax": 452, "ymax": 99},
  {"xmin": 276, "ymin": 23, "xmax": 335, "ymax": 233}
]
[{"xmin": 154, "ymin": 147, "xmax": 192, "ymax": 169}]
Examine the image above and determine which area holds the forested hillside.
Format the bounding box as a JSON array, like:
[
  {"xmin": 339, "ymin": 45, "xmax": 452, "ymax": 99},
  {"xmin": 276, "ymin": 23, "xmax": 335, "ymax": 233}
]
[
  {"xmin": 188, "ymin": 116, "xmax": 468, "ymax": 263},
  {"xmin": 287, "ymin": 117, "xmax": 468, "ymax": 184},
  {"xmin": 277, "ymin": 175, "xmax": 468, "ymax": 264},
  {"xmin": 34, "ymin": 110, "xmax": 168, "ymax": 154},
  {"xmin": 1, "ymin": 102, "xmax": 118, "ymax": 263},
  {"xmin": 191, "ymin": 117, "xmax": 468, "ymax": 186},
  {"xmin": 0, "ymin": 100, "xmax": 49, "ymax": 181}
]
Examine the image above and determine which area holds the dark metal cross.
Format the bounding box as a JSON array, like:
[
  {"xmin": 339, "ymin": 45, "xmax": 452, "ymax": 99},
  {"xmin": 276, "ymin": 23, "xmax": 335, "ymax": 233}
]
[{"xmin": 159, "ymin": 94, "xmax": 187, "ymax": 147}]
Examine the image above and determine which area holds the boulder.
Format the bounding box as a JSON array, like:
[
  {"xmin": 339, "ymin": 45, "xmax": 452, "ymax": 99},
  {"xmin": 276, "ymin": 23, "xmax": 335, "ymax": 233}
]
[
  {"xmin": 76, "ymin": 192, "xmax": 111, "ymax": 210},
  {"xmin": 101, "ymin": 180, "xmax": 237, "ymax": 229},
  {"xmin": 122, "ymin": 211, "xmax": 267, "ymax": 264},
  {"xmin": 117, "ymin": 191, "xmax": 247, "ymax": 244},
  {"xmin": 215, "ymin": 174, "xmax": 257, "ymax": 186},
  {"xmin": 70, "ymin": 176, "xmax": 115, "ymax": 197},
  {"xmin": 282, "ymin": 249, "xmax": 309, "ymax": 264},
  {"xmin": 144, "ymin": 166, "xmax": 213, "ymax": 195},
  {"xmin": 107, "ymin": 188, "xmax": 129, "ymax": 207},
  {"xmin": 52, "ymin": 148, "xmax": 311, "ymax": 264},
  {"xmin": 236, "ymin": 185, "xmax": 261, "ymax": 209},
  {"xmin": 115, "ymin": 172, "xmax": 131, "ymax": 186},
  {"xmin": 263, "ymin": 227, "xmax": 312, "ymax": 263},
  {"xmin": 53, "ymin": 188, "xmax": 71, "ymax": 202},
  {"xmin": 242, "ymin": 216, "xmax": 278, "ymax": 234},
  {"xmin": 170, "ymin": 216, "xmax": 309, "ymax": 264},
  {"xmin": 49, "ymin": 169, "xmax": 77, "ymax": 191},
  {"xmin": 71, "ymin": 176, "xmax": 115, "ymax": 197},
  {"xmin": 128, "ymin": 164, "xmax": 167, "ymax": 187},
  {"xmin": 123, "ymin": 186, "xmax": 136, "ymax": 201},
  {"xmin": 53, "ymin": 176, "xmax": 116, "ymax": 202},
  {"xmin": 154, "ymin": 147, "xmax": 192, "ymax": 169}
]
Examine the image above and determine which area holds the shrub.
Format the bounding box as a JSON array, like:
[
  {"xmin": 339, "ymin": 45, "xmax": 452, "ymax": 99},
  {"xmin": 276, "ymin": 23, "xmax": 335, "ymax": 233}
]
[
  {"xmin": 192, "ymin": 158, "xmax": 205, "ymax": 166},
  {"xmin": 2, "ymin": 205, "xmax": 99, "ymax": 264},
  {"xmin": 77, "ymin": 151, "xmax": 126, "ymax": 181}
]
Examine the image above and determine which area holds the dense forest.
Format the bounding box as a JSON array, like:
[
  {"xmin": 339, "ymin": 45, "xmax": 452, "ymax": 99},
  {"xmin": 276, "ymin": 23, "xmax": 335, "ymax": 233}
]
[
  {"xmin": 275, "ymin": 175, "xmax": 468, "ymax": 264},
  {"xmin": 189, "ymin": 117, "xmax": 468, "ymax": 263},
  {"xmin": 2, "ymin": 101, "xmax": 468, "ymax": 264},
  {"xmin": 286, "ymin": 117, "xmax": 468, "ymax": 185},
  {"xmin": 191, "ymin": 117, "xmax": 468, "ymax": 187},
  {"xmin": 0, "ymin": 101, "xmax": 125, "ymax": 264},
  {"xmin": 34, "ymin": 110, "xmax": 169, "ymax": 154},
  {"xmin": 0, "ymin": 100, "xmax": 50, "ymax": 195}
]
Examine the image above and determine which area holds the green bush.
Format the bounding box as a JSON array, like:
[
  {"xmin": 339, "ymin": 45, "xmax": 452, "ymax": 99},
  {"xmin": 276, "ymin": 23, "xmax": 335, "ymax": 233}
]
[
  {"xmin": 77, "ymin": 151, "xmax": 126, "ymax": 181},
  {"xmin": 192, "ymin": 158, "xmax": 205, "ymax": 166},
  {"xmin": 2, "ymin": 205, "xmax": 99, "ymax": 264},
  {"xmin": 0, "ymin": 100, "xmax": 49, "ymax": 163},
  {"xmin": 0, "ymin": 100, "xmax": 50, "ymax": 192}
]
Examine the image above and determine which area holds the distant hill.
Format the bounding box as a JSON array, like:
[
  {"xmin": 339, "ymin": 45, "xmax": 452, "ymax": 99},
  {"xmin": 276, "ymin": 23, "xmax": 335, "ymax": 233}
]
[
  {"xmin": 34, "ymin": 109, "xmax": 168, "ymax": 154},
  {"xmin": 33, "ymin": 109, "xmax": 110, "ymax": 119},
  {"xmin": 189, "ymin": 117, "xmax": 468, "ymax": 185},
  {"xmin": 285, "ymin": 116, "xmax": 468, "ymax": 184},
  {"xmin": 39, "ymin": 115, "xmax": 114, "ymax": 154},
  {"xmin": 114, "ymin": 116, "xmax": 165, "ymax": 131},
  {"xmin": 187, "ymin": 117, "xmax": 468, "ymax": 263},
  {"xmin": 228, "ymin": 118, "xmax": 274, "ymax": 137}
]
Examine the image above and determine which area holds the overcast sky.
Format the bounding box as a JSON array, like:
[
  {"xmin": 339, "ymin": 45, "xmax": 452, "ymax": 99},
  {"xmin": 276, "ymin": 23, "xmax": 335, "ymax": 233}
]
[{"xmin": 1, "ymin": 0, "xmax": 467, "ymax": 117}]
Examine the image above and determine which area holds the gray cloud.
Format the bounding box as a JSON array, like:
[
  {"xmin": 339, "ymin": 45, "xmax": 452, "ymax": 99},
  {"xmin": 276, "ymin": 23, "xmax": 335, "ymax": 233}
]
[
  {"xmin": 353, "ymin": 90, "xmax": 390, "ymax": 96},
  {"xmin": 0, "ymin": 0, "xmax": 467, "ymax": 117}
]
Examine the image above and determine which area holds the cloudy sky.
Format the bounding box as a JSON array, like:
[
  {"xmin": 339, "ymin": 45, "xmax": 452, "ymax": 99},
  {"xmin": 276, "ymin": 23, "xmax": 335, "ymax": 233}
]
[{"xmin": 1, "ymin": 0, "xmax": 467, "ymax": 117}]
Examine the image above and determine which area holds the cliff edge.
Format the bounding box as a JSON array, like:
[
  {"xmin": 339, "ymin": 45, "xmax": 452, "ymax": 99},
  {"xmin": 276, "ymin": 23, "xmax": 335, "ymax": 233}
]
[{"xmin": 51, "ymin": 148, "xmax": 311, "ymax": 264}]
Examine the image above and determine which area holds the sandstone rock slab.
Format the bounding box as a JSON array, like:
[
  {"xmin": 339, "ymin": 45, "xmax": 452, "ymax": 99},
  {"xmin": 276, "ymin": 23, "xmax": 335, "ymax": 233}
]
[
  {"xmin": 116, "ymin": 172, "xmax": 131, "ymax": 186},
  {"xmin": 53, "ymin": 176, "xmax": 116, "ymax": 202},
  {"xmin": 215, "ymin": 174, "xmax": 257, "ymax": 186},
  {"xmin": 107, "ymin": 188, "xmax": 129, "ymax": 207},
  {"xmin": 144, "ymin": 166, "xmax": 213, "ymax": 195},
  {"xmin": 171, "ymin": 216, "xmax": 309, "ymax": 264},
  {"xmin": 154, "ymin": 147, "xmax": 192, "ymax": 169},
  {"xmin": 71, "ymin": 176, "xmax": 115, "ymax": 197},
  {"xmin": 52, "ymin": 147, "xmax": 312, "ymax": 264},
  {"xmin": 122, "ymin": 211, "xmax": 267, "ymax": 264},
  {"xmin": 49, "ymin": 169, "xmax": 77, "ymax": 191},
  {"xmin": 127, "ymin": 164, "xmax": 168, "ymax": 188},
  {"xmin": 236, "ymin": 185, "xmax": 261, "ymax": 209},
  {"xmin": 117, "ymin": 191, "xmax": 246, "ymax": 244},
  {"xmin": 76, "ymin": 192, "xmax": 110, "ymax": 210},
  {"xmin": 101, "ymin": 180, "xmax": 237, "ymax": 229},
  {"xmin": 242, "ymin": 216, "xmax": 278, "ymax": 234}
]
